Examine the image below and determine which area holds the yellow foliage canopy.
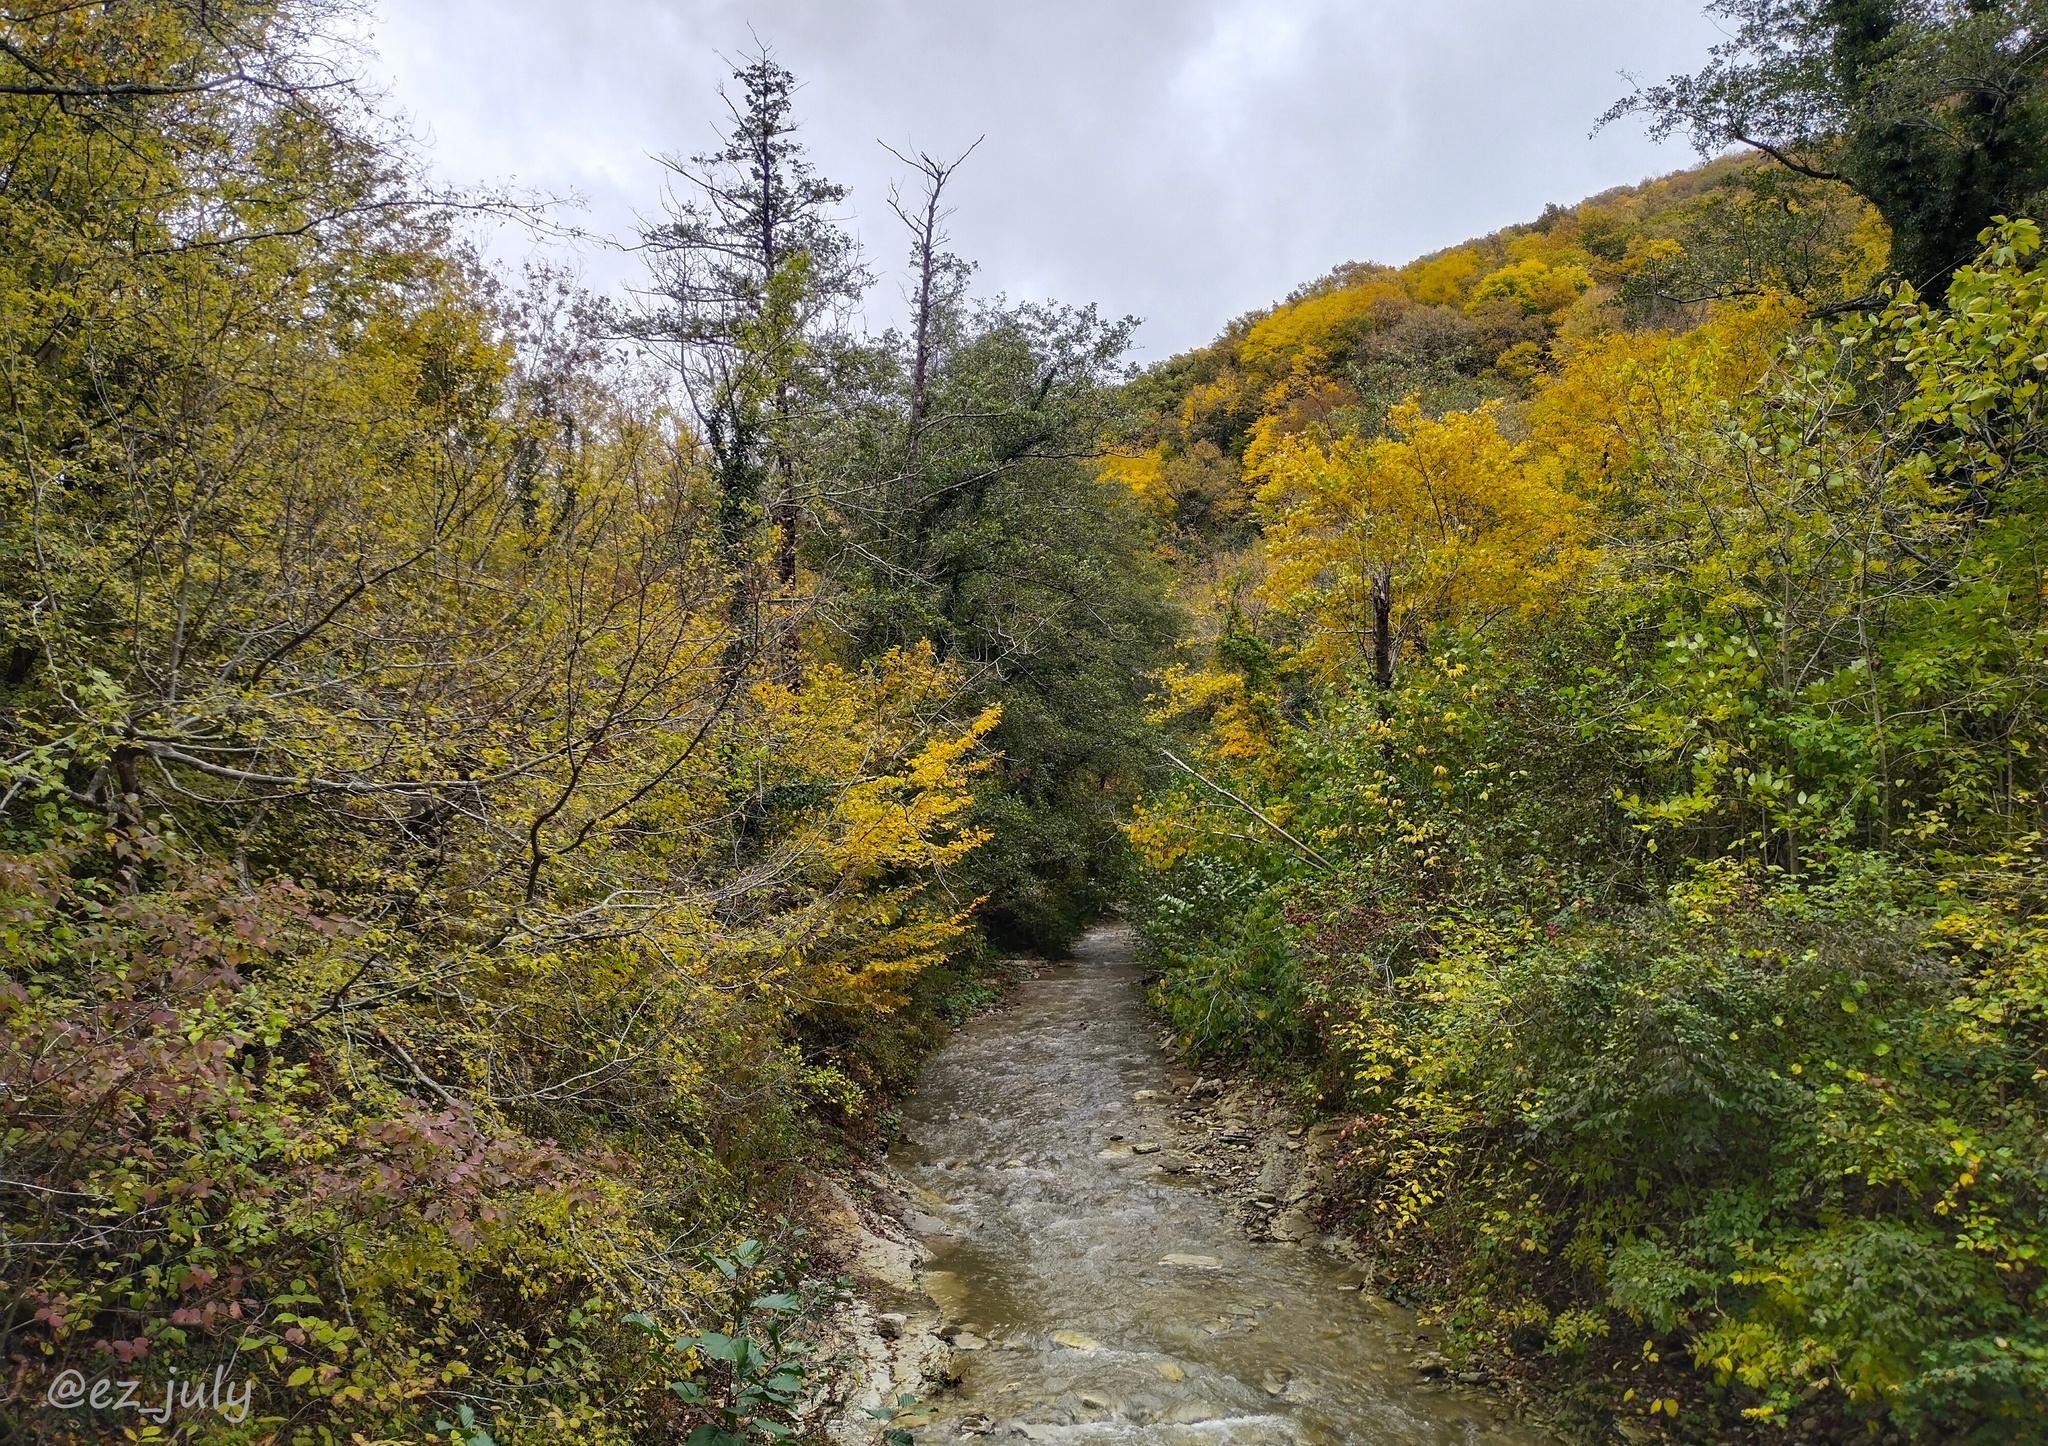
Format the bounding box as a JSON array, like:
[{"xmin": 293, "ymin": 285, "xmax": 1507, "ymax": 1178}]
[
  {"xmin": 1256, "ymin": 401, "xmax": 1590, "ymax": 683},
  {"xmin": 1468, "ymin": 257, "xmax": 1593, "ymax": 316},
  {"xmin": 1405, "ymin": 248, "xmax": 1484, "ymax": 305},
  {"xmin": 1238, "ymin": 278, "xmax": 1405, "ymax": 369}
]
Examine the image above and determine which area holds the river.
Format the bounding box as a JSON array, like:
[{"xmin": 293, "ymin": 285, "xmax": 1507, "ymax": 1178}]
[{"xmin": 882, "ymin": 923, "xmax": 1545, "ymax": 1445}]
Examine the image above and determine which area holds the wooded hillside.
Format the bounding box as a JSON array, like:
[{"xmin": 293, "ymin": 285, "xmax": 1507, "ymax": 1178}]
[{"xmin": 1125, "ymin": 5, "xmax": 2048, "ymax": 1442}]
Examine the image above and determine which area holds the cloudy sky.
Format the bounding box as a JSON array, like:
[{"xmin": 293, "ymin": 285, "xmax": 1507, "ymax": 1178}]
[{"xmin": 367, "ymin": 0, "xmax": 1723, "ymax": 359}]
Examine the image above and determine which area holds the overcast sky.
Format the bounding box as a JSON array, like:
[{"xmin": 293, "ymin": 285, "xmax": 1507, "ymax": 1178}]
[{"xmin": 367, "ymin": 0, "xmax": 1723, "ymax": 360}]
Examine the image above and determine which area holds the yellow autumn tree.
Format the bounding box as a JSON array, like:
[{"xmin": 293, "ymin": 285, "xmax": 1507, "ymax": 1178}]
[{"xmin": 1256, "ymin": 401, "xmax": 1589, "ymax": 687}]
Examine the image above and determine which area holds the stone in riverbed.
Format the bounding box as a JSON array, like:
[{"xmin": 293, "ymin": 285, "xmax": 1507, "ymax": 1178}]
[
  {"xmin": 1131, "ymin": 1089, "xmax": 1161, "ymax": 1101},
  {"xmin": 1130, "ymin": 1142, "xmax": 1161, "ymax": 1154},
  {"xmin": 1158, "ymin": 1254, "xmax": 1222, "ymax": 1268},
  {"xmin": 1051, "ymin": 1330, "xmax": 1102, "ymax": 1351},
  {"xmin": 1152, "ymin": 1360, "xmax": 1186, "ymax": 1382},
  {"xmin": 1269, "ymin": 1208, "xmax": 1315, "ymax": 1242},
  {"xmin": 952, "ymin": 1332, "xmax": 987, "ymax": 1351},
  {"xmin": 1077, "ymin": 1393, "xmax": 1111, "ymax": 1410}
]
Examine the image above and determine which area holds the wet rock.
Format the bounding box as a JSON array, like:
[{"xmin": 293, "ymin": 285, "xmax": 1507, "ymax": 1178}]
[
  {"xmin": 1457, "ymin": 1370, "xmax": 1487, "ymax": 1384},
  {"xmin": 875, "ymin": 1312, "xmax": 907, "ymax": 1340},
  {"xmin": 1151, "ymin": 1361, "xmax": 1186, "ymax": 1382},
  {"xmin": 1076, "ymin": 1393, "xmax": 1111, "ymax": 1410},
  {"xmin": 952, "ymin": 1333, "xmax": 988, "ymax": 1351},
  {"xmin": 1051, "ymin": 1330, "xmax": 1101, "ymax": 1351},
  {"xmin": 1189, "ymin": 1077, "xmax": 1224, "ymax": 1100},
  {"xmin": 1218, "ymin": 1130, "xmax": 1255, "ymax": 1146},
  {"xmin": 1411, "ymin": 1351, "xmax": 1452, "ymax": 1377},
  {"xmin": 902, "ymin": 1209, "xmax": 953, "ymax": 1236},
  {"xmin": 1269, "ymin": 1208, "xmax": 1315, "ymax": 1243},
  {"xmin": 958, "ymin": 1414, "xmax": 996, "ymax": 1436},
  {"xmin": 1131, "ymin": 1142, "xmax": 1161, "ymax": 1155},
  {"xmin": 1261, "ymin": 1369, "xmax": 1291, "ymax": 1395},
  {"xmin": 1002, "ymin": 1158, "xmax": 1027, "ymax": 1168},
  {"xmin": 1131, "ymin": 1089, "xmax": 1161, "ymax": 1101},
  {"xmin": 1157, "ymin": 1253, "xmax": 1223, "ymax": 1268}
]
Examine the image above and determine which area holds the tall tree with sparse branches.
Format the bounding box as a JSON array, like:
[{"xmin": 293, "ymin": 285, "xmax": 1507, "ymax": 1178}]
[{"xmin": 636, "ymin": 45, "xmax": 867, "ymax": 617}]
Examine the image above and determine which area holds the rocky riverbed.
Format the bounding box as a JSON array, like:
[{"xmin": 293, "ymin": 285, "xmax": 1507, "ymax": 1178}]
[{"xmin": 811, "ymin": 924, "xmax": 1553, "ymax": 1446}]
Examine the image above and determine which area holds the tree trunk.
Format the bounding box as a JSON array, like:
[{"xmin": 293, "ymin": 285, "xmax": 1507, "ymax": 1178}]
[{"xmin": 1371, "ymin": 570, "xmax": 1394, "ymax": 692}]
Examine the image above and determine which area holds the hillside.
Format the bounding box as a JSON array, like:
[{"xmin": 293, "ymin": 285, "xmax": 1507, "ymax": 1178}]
[{"xmin": 1108, "ymin": 154, "xmax": 1886, "ymax": 561}]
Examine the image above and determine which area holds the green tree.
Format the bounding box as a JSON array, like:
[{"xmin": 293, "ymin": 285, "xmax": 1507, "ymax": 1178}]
[
  {"xmin": 1606, "ymin": 0, "xmax": 2048, "ymax": 286},
  {"xmin": 817, "ymin": 162, "xmax": 1181, "ymax": 948},
  {"xmin": 636, "ymin": 46, "xmax": 868, "ymax": 605}
]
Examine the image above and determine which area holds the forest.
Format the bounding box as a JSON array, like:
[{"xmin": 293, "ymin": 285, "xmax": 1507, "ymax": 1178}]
[{"xmin": 2, "ymin": 2, "xmax": 2045, "ymax": 1445}]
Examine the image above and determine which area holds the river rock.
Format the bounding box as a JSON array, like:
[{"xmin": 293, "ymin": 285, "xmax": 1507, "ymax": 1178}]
[
  {"xmin": 952, "ymin": 1332, "xmax": 987, "ymax": 1351},
  {"xmin": 875, "ymin": 1312, "xmax": 907, "ymax": 1339},
  {"xmin": 1131, "ymin": 1089, "xmax": 1161, "ymax": 1101},
  {"xmin": 1152, "ymin": 1361, "xmax": 1186, "ymax": 1382},
  {"xmin": 1158, "ymin": 1253, "xmax": 1223, "ymax": 1267},
  {"xmin": 1131, "ymin": 1142, "xmax": 1161, "ymax": 1154},
  {"xmin": 1003, "ymin": 1158, "xmax": 1027, "ymax": 1168},
  {"xmin": 1051, "ymin": 1330, "xmax": 1102, "ymax": 1351},
  {"xmin": 1410, "ymin": 1351, "xmax": 1452, "ymax": 1377},
  {"xmin": 1077, "ymin": 1393, "xmax": 1111, "ymax": 1410},
  {"xmin": 1269, "ymin": 1208, "xmax": 1315, "ymax": 1242}
]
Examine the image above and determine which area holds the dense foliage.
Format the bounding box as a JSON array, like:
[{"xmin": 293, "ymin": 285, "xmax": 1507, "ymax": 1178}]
[
  {"xmin": 9, "ymin": 3, "xmax": 2047, "ymax": 1444},
  {"xmin": 0, "ymin": 4, "xmax": 1168, "ymax": 1442},
  {"xmin": 1122, "ymin": 10, "xmax": 2048, "ymax": 1436},
  {"xmin": 1126, "ymin": 209, "xmax": 2048, "ymax": 1446}
]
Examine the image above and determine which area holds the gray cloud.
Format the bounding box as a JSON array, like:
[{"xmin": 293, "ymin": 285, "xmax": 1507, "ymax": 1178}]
[{"xmin": 369, "ymin": 0, "xmax": 1720, "ymax": 357}]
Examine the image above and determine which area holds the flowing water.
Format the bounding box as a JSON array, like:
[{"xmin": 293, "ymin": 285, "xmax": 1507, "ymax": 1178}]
[{"xmin": 885, "ymin": 924, "xmax": 1543, "ymax": 1445}]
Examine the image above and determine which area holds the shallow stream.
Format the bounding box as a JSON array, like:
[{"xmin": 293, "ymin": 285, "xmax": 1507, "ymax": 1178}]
[{"xmin": 885, "ymin": 924, "xmax": 1543, "ymax": 1445}]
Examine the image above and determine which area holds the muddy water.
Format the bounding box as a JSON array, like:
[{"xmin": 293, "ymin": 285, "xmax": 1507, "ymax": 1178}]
[{"xmin": 887, "ymin": 925, "xmax": 1541, "ymax": 1445}]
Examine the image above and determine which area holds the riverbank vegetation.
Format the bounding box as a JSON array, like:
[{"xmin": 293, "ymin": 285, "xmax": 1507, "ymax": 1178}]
[
  {"xmin": 0, "ymin": 4, "xmax": 1169, "ymax": 1442},
  {"xmin": 1127, "ymin": 4, "xmax": 2048, "ymax": 1442}
]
